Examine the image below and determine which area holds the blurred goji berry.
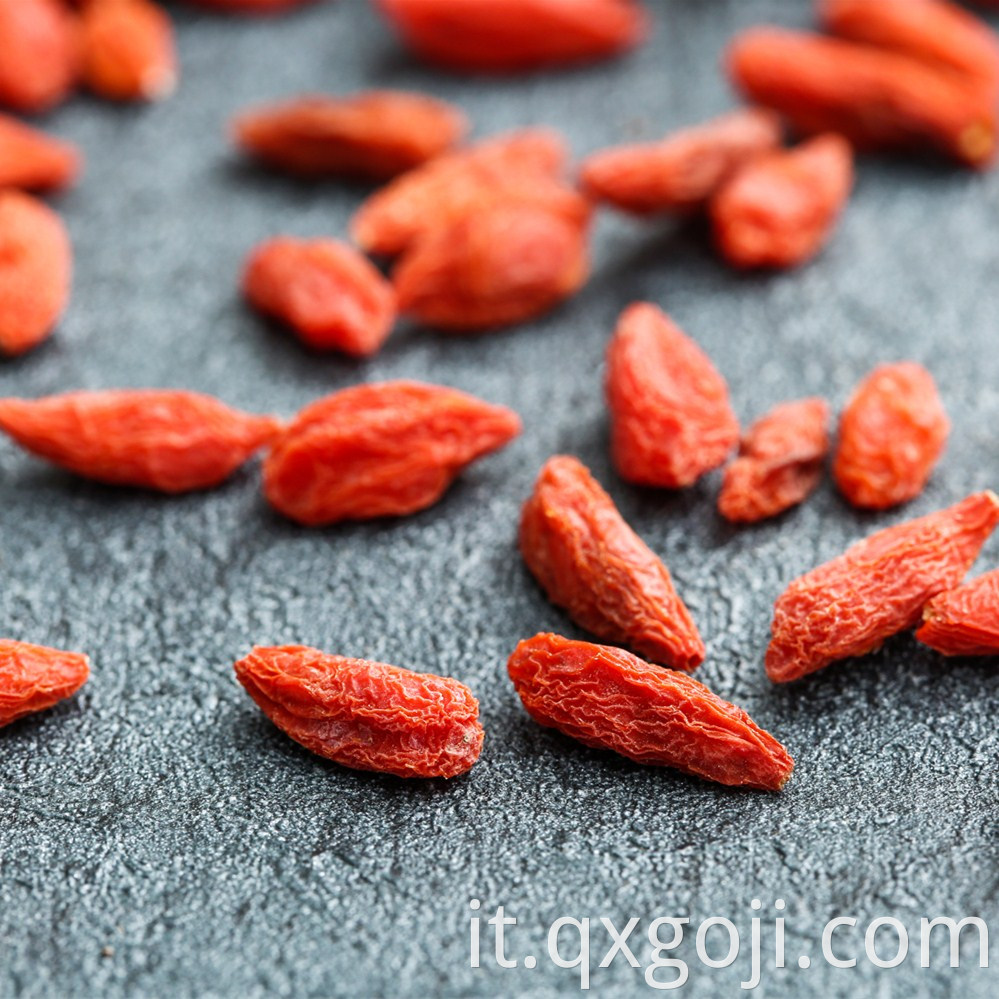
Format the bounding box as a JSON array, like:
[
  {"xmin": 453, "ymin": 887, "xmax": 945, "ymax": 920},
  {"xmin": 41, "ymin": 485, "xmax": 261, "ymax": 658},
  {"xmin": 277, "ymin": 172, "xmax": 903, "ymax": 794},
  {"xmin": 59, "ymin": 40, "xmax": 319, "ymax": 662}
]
[
  {"xmin": 242, "ymin": 237, "xmax": 396, "ymax": 356},
  {"xmin": 605, "ymin": 302, "xmax": 738, "ymax": 489},
  {"xmin": 520, "ymin": 456, "xmax": 705, "ymax": 670},
  {"xmin": 263, "ymin": 381, "xmax": 521, "ymax": 526},
  {"xmin": 232, "ymin": 91, "xmax": 467, "ymax": 180},
  {"xmin": 508, "ymin": 633, "xmax": 794, "ymax": 790},
  {"xmin": 235, "ymin": 645, "xmax": 483, "ymax": 778},
  {"xmin": 0, "ymin": 390, "xmax": 282, "ymax": 492},
  {"xmin": 767, "ymin": 490, "xmax": 999, "ymax": 682},
  {"xmin": 719, "ymin": 397, "xmax": 830, "ymax": 524},
  {"xmin": 0, "ymin": 113, "xmax": 81, "ymax": 192},
  {"xmin": 0, "ymin": 639, "xmax": 89, "ymax": 729},
  {"xmin": 0, "ymin": 0, "xmax": 79, "ymax": 114},
  {"xmin": 915, "ymin": 569, "xmax": 999, "ymax": 656},
  {"xmin": 834, "ymin": 362, "xmax": 949, "ymax": 510}
]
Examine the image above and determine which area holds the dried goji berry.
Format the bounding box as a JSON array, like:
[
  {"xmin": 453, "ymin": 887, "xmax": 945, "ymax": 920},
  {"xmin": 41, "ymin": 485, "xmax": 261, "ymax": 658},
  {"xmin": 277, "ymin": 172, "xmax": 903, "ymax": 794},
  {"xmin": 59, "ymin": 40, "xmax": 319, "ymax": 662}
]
[
  {"xmin": 605, "ymin": 303, "xmax": 739, "ymax": 489},
  {"xmin": 580, "ymin": 108, "xmax": 782, "ymax": 216},
  {"xmin": 376, "ymin": 0, "xmax": 648, "ymax": 74},
  {"xmin": 915, "ymin": 569, "xmax": 999, "ymax": 656},
  {"xmin": 0, "ymin": 0, "xmax": 79, "ymax": 114},
  {"xmin": 766, "ymin": 490, "xmax": 999, "ymax": 682},
  {"xmin": 834, "ymin": 362, "xmax": 949, "ymax": 510},
  {"xmin": 0, "ymin": 639, "xmax": 89, "ymax": 729},
  {"xmin": 232, "ymin": 91, "xmax": 467, "ymax": 180},
  {"xmin": 520, "ymin": 456, "xmax": 705, "ymax": 671},
  {"xmin": 719, "ymin": 397, "xmax": 830, "ymax": 524},
  {"xmin": 351, "ymin": 128, "xmax": 569, "ymax": 257},
  {"xmin": 0, "ymin": 390, "xmax": 282, "ymax": 492},
  {"xmin": 727, "ymin": 29, "xmax": 997, "ymax": 168},
  {"xmin": 79, "ymin": 0, "xmax": 176, "ymax": 102},
  {"xmin": 0, "ymin": 113, "xmax": 81, "ymax": 192},
  {"xmin": 508, "ymin": 633, "xmax": 794, "ymax": 790},
  {"xmin": 710, "ymin": 133, "xmax": 853, "ymax": 270},
  {"xmin": 0, "ymin": 191, "xmax": 72, "ymax": 357},
  {"xmin": 242, "ymin": 237, "xmax": 396, "ymax": 356},
  {"xmin": 263, "ymin": 380, "xmax": 521, "ymax": 526},
  {"xmin": 234, "ymin": 645, "xmax": 483, "ymax": 778}
]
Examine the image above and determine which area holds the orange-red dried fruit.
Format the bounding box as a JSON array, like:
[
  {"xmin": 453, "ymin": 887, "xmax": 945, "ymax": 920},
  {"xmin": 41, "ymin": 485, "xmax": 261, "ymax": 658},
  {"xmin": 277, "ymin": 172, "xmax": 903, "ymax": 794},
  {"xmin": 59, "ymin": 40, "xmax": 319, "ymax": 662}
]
[
  {"xmin": 508, "ymin": 633, "xmax": 794, "ymax": 790},
  {"xmin": 0, "ymin": 191, "xmax": 72, "ymax": 357},
  {"xmin": 766, "ymin": 490, "xmax": 999, "ymax": 682},
  {"xmin": 0, "ymin": 0, "xmax": 79, "ymax": 114},
  {"xmin": 719, "ymin": 397, "xmax": 830, "ymax": 524},
  {"xmin": 0, "ymin": 639, "xmax": 89, "ymax": 728},
  {"xmin": 0, "ymin": 390, "xmax": 282, "ymax": 492},
  {"xmin": 242, "ymin": 237, "xmax": 395, "ymax": 356},
  {"xmin": 393, "ymin": 201, "xmax": 589, "ymax": 332},
  {"xmin": 915, "ymin": 570, "xmax": 999, "ymax": 656},
  {"xmin": 520, "ymin": 456, "xmax": 705, "ymax": 671},
  {"xmin": 834, "ymin": 362, "xmax": 949, "ymax": 510},
  {"xmin": 710, "ymin": 133, "xmax": 853, "ymax": 270},
  {"xmin": 605, "ymin": 302, "xmax": 738, "ymax": 489},
  {"xmin": 0, "ymin": 113, "xmax": 81, "ymax": 192},
  {"xmin": 232, "ymin": 91, "xmax": 467, "ymax": 180},
  {"xmin": 351, "ymin": 128, "xmax": 569, "ymax": 257},
  {"xmin": 580, "ymin": 108, "xmax": 782, "ymax": 216},
  {"xmin": 727, "ymin": 28, "xmax": 997, "ymax": 168},
  {"xmin": 235, "ymin": 645, "xmax": 483, "ymax": 778},
  {"xmin": 263, "ymin": 380, "xmax": 521, "ymax": 526},
  {"xmin": 377, "ymin": 0, "xmax": 648, "ymax": 74}
]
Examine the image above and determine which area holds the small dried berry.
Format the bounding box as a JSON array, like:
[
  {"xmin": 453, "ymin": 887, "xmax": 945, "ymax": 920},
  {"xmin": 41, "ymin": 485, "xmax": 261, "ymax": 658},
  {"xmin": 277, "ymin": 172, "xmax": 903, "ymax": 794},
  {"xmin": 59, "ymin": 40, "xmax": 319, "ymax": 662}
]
[
  {"xmin": 0, "ymin": 113, "xmax": 81, "ymax": 192},
  {"xmin": 0, "ymin": 0, "xmax": 79, "ymax": 114},
  {"xmin": 0, "ymin": 639, "xmax": 89, "ymax": 729},
  {"xmin": 916, "ymin": 569, "xmax": 999, "ymax": 656}
]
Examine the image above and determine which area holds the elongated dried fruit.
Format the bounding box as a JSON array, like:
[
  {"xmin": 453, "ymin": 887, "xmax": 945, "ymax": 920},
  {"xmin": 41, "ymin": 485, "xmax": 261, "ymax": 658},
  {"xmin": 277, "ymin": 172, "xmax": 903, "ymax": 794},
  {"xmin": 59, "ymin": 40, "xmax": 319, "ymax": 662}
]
[
  {"xmin": 242, "ymin": 237, "xmax": 396, "ymax": 356},
  {"xmin": 0, "ymin": 639, "xmax": 89, "ymax": 728},
  {"xmin": 377, "ymin": 0, "xmax": 648, "ymax": 74},
  {"xmin": 264, "ymin": 380, "xmax": 521, "ymax": 526},
  {"xmin": 606, "ymin": 303, "xmax": 738, "ymax": 488},
  {"xmin": 0, "ymin": 390, "xmax": 282, "ymax": 492},
  {"xmin": 235, "ymin": 645, "xmax": 483, "ymax": 778},
  {"xmin": 834, "ymin": 362, "xmax": 949, "ymax": 510},
  {"xmin": 727, "ymin": 28, "xmax": 997, "ymax": 168},
  {"xmin": 520, "ymin": 455, "xmax": 704, "ymax": 670},
  {"xmin": 508, "ymin": 634, "xmax": 793, "ymax": 790},
  {"xmin": 232, "ymin": 91, "xmax": 467, "ymax": 180},
  {"xmin": 0, "ymin": 0, "xmax": 78, "ymax": 114},
  {"xmin": 711, "ymin": 134, "xmax": 853, "ymax": 270},
  {"xmin": 767, "ymin": 491, "xmax": 999, "ymax": 682},
  {"xmin": 0, "ymin": 113, "xmax": 81, "ymax": 192},
  {"xmin": 916, "ymin": 570, "xmax": 999, "ymax": 656},
  {"xmin": 580, "ymin": 108, "xmax": 782, "ymax": 216},
  {"xmin": 719, "ymin": 397, "xmax": 830, "ymax": 524},
  {"xmin": 0, "ymin": 191, "xmax": 72, "ymax": 357},
  {"xmin": 351, "ymin": 128, "xmax": 569, "ymax": 257}
]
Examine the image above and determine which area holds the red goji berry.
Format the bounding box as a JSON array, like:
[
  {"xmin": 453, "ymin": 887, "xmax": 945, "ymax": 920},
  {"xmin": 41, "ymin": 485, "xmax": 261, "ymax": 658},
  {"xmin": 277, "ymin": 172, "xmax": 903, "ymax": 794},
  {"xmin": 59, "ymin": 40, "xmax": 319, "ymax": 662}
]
[
  {"xmin": 263, "ymin": 381, "xmax": 521, "ymax": 526},
  {"xmin": 0, "ymin": 0, "xmax": 79, "ymax": 114},
  {"xmin": 0, "ymin": 113, "xmax": 81, "ymax": 192},
  {"xmin": 766, "ymin": 491, "xmax": 999, "ymax": 682},
  {"xmin": 508, "ymin": 633, "xmax": 794, "ymax": 790},
  {"xmin": 605, "ymin": 303, "xmax": 739, "ymax": 489},
  {"xmin": 719, "ymin": 397, "xmax": 830, "ymax": 524},
  {"xmin": 834, "ymin": 362, "xmax": 949, "ymax": 510},
  {"xmin": 242, "ymin": 237, "xmax": 396, "ymax": 356},
  {"xmin": 520, "ymin": 455, "xmax": 705, "ymax": 671},
  {"xmin": 580, "ymin": 108, "xmax": 782, "ymax": 216},
  {"xmin": 710, "ymin": 133, "xmax": 853, "ymax": 270},
  {"xmin": 376, "ymin": 0, "xmax": 648, "ymax": 74},
  {"xmin": 0, "ymin": 390, "xmax": 282, "ymax": 492},
  {"xmin": 234, "ymin": 645, "xmax": 483, "ymax": 778},
  {"xmin": 915, "ymin": 569, "xmax": 999, "ymax": 656},
  {"xmin": 0, "ymin": 639, "xmax": 89, "ymax": 729},
  {"xmin": 232, "ymin": 91, "xmax": 467, "ymax": 180}
]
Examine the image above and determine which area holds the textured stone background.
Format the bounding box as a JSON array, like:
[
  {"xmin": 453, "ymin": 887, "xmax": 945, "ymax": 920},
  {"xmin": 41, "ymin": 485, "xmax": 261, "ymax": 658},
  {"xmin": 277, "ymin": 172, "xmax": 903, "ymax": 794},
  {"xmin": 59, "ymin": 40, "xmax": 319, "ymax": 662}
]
[{"xmin": 2, "ymin": 1, "xmax": 999, "ymax": 996}]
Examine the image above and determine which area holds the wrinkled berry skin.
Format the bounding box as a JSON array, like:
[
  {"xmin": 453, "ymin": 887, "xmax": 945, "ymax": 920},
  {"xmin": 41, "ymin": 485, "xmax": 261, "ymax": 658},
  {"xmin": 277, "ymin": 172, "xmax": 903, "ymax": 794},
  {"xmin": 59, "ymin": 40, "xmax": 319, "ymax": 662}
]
[
  {"xmin": 0, "ymin": 390, "xmax": 282, "ymax": 492},
  {"xmin": 234, "ymin": 645, "xmax": 484, "ymax": 778},
  {"xmin": 508, "ymin": 633, "xmax": 794, "ymax": 791},
  {"xmin": 0, "ymin": 0, "xmax": 79, "ymax": 114},
  {"xmin": 0, "ymin": 639, "xmax": 89, "ymax": 728},
  {"xmin": 719, "ymin": 397, "xmax": 830, "ymax": 524},
  {"xmin": 0, "ymin": 113, "xmax": 81, "ymax": 192},
  {"xmin": 834, "ymin": 362, "xmax": 949, "ymax": 510},
  {"xmin": 916, "ymin": 570, "xmax": 999, "ymax": 656},
  {"xmin": 767, "ymin": 491, "xmax": 999, "ymax": 682},
  {"xmin": 606, "ymin": 303, "xmax": 739, "ymax": 488},
  {"xmin": 711, "ymin": 134, "xmax": 853, "ymax": 270},
  {"xmin": 520, "ymin": 455, "xmax": 705, "ymax": 671},
  {"xmin": 264, "ymin": 381, "xmax": 522, "ymax": 526}
]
